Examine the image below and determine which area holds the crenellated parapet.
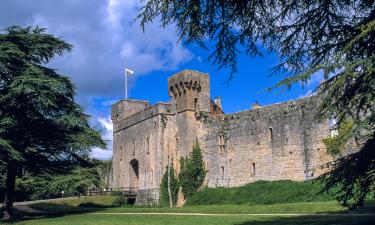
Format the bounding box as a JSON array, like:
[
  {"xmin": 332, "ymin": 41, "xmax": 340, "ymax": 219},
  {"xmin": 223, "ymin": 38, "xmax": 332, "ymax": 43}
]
[
  {"xmin": 168, "ymin": 71, "xmax": 205, "ymax": 98},
  {"xmin": 168, "ymin": 70, "xmax": 210, "ymax": 113}
]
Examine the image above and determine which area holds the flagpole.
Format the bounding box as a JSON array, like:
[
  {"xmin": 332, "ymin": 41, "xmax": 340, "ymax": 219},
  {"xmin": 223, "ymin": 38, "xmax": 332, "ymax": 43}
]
[{"xmin": 125, "ymin": 69, "xmax": 128, "ymax": 99}]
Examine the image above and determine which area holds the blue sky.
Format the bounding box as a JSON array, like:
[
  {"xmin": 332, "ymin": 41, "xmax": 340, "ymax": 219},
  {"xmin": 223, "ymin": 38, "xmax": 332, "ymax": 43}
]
[{"xmin": 0, "ymin": 0, "xmax": 321, "ymax": 159}]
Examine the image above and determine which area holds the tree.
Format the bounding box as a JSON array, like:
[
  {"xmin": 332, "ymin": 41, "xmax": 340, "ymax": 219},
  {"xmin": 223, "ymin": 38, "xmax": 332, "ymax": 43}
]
[
  {"xmin": 92, "ymin": 159, "xmax": 113, "ymax": 189},
  {"xmin": 178, "ymin": 140, "xmax": 206, "ymax": 199},
  {"xmin": 160, "ymin": 164, "xmax": 178, "ymax": 207},
  {"xmin": 138, "ymin": 0, "xmax": 375, "ymax": 207},
  {"xmin": 16, "ymin": 167, "xmax": 102, "ymax": 200},
  {"xmin": 0, "ymin": 26, "xmax": 105, "ymax": 218}
]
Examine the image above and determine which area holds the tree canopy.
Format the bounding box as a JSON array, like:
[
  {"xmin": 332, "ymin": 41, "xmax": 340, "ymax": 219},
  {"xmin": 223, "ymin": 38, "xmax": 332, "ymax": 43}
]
[
  {"xmin": 0, "ymin": 26, "xmax": 105, "ymax": 218},
  {"xmin": 138, "ymin": 0, "xmax": 375, "ymax": 207}
]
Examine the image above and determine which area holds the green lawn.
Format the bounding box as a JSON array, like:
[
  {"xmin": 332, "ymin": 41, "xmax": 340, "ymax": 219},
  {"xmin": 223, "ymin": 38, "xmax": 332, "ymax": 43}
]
[
  {"xmin": 2, "ymin": 212, "xmax": 375, "ymax": 225},
  {"xmin": 1, "ymin": 196, "xmax": 374, "ymax": 225}
]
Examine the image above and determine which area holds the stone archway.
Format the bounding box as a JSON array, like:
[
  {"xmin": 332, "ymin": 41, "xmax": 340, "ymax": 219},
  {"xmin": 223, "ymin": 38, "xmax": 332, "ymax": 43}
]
[{"xmin": 129, "ymin": 159, "xmax": 139, "ymax": 189}]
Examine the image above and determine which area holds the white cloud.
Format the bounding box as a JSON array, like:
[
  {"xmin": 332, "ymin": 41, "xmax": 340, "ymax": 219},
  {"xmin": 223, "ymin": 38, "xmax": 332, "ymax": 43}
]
[
  {"xmin": 0, "ymin": 0, "xmax": 194, "ymax": 160},
  {"xmin": 91, "ymin": 116, "xmax": 113, "ymax": 160},
  {"xmin": 103, "ymin": 0, "xmax": 193, "ymax": 75},
  {"xmin": 120, "ymin": 42, "xmax": 134, "ymax": 58}
]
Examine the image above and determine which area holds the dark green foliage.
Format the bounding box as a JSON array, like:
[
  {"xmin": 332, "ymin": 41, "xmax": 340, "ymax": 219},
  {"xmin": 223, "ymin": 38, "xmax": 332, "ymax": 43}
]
[
  {"xmin": 186, "ymin": 180, "xmax": 337, "ymax": 206},
  {"xmin": 0, "ymin": 162, "xmax": 5, "ymax": 192},
  {"xmin": 77, "ymin": 202, "xmax": 107, "ymax": 208},
  {"xmin": 16, "ymin": 167, "xmax": 102, "ymax": 200},
  {"xmin": 160, "ymin": 165, "xmax": 178, "ymax": 207},
  {"xmin": 138, "ymin": 0, "xmax": 375, "ymax": 208},
  {"xmin": 0, "ymin": 26, "xmax": 105, "ymax": 218},
  {"xmin": 92, "ymin": 159, "xmax": 112, "ymax": 189},
  {"xmin": 178, "ymin": 140, "xmax": 206, "ymax": 199},
  {"xmin": 112, "ymin": 194, "xmax": 129, "ymax": 207},
  {"xmin": 320, "ymin": 138, "xmax": 375, "ymax": 208}
]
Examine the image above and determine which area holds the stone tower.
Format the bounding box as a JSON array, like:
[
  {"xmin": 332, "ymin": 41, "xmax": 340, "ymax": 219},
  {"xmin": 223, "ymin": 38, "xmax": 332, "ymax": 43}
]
[{"xmin": 168, "ymin": 70, "xmax": 210, "ymax": 157}]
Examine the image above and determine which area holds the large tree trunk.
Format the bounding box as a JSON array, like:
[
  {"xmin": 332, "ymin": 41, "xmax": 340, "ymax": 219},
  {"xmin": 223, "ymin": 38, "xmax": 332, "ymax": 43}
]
[{"xmin": 1, "ymin": 163, "xmax": 16, "ymax": 219}]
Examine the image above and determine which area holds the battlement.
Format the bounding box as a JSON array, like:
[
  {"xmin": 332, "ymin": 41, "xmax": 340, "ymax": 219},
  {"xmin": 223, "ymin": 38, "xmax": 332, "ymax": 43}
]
[
  {"xmin": 111, "ymin": 99, "xmax": 150, "ymax": 123},
  {"xmin": 168, "ymin": 70, "xmax": 209, "ymax": 98},
  {"xmin": 168, "ymin": 70, "xmax": 210, "ymax": 113},
  {"xmin": 113, "ymin": 102, "xmax": 172, "ymax": 132}
]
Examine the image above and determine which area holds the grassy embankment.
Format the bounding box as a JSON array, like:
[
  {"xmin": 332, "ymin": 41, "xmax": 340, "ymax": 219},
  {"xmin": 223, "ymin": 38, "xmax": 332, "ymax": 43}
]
[{"xmin": 186, "ymin": 180, "xmax": 337, "ymax": 206}]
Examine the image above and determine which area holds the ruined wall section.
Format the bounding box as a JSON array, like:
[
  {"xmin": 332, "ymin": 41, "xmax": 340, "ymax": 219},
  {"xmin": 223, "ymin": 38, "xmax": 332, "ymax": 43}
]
[{"xmin": 199, "ymin": 96, "xmax": 333, "ymax": 187}]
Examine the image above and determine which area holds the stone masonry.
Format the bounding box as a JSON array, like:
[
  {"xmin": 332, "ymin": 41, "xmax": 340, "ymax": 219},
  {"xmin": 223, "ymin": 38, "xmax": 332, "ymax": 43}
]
[{"xmin": 111, "ymin": 69, "xmax": 337, "ymax": 204}]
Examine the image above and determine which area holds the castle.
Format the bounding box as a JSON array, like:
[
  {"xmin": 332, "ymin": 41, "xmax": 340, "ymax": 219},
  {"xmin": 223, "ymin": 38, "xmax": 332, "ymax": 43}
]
[{"xmin": 111, "ymin": 70, "xmax": 335, "ymax": 204}]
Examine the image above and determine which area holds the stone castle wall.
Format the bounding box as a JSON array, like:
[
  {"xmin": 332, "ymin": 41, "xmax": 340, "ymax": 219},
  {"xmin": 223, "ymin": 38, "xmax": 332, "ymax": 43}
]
[
  {"xmin": 111, "ymin": 69, "xmax": 335, "ymax": 204},
  {"xmin": 197, "ymin": 97, "xmax": 333, "ymax": 188}
]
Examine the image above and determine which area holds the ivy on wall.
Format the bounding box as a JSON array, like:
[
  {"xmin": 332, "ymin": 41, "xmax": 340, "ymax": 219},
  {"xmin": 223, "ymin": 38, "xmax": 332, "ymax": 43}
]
[{"xmin": 323, "ymin": 120, "xmax": 354, "ymax": 156}]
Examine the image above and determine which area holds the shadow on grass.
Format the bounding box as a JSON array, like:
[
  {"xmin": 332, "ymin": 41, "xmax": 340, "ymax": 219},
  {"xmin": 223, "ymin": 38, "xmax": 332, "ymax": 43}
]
[
  {"xmin": 1, "ymin": 202, "xmax": 110, "ymax": 224},
  {"xmin": 236, "ymin": 202, "xmax": 375, "ymax": 225},
  {"xmin": 235, "ymin": 215, "xmax": 375, "ymax": 225},
  {"xmin": 317, "ymin": 200, "xmax": 375, "ymax": 215}
]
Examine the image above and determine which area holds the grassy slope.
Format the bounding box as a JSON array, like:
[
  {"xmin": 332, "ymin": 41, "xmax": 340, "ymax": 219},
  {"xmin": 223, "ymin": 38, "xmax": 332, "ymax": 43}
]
[{"xmin": 186, "ymin": 180, "xmax": 337, "ymax": 206}]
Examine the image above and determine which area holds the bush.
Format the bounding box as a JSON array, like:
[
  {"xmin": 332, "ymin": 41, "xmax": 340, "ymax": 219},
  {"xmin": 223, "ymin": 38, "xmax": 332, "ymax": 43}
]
[
  {"xmin": 78, "ymin": 202, "xmax": 107, "ymax": 208},
  {"xmin": 185, "ymin": 180, "xmax": 338, "ymax": 206},
  {"xmin": 112, "ymin": 195, "xmax": 129, "ymax": 207}
]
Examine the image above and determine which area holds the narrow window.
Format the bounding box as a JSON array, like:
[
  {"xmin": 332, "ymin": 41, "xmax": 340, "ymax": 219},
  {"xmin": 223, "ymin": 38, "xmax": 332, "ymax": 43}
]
[
  {"xmin": 269, "ymin": 128, "xmax": 273, "ymax": 141},
  {"xmin": 176, "ymin": 137, "xmax": 179, "ymax": 151},
  {"xmin": 147, "ymin": 138, "xmax": 150, "ymax": 154},
  {"xmin": 132, "ymin": 140, "xmax": 135, "ymax": 155},
  {"xmin": 219, "ymin": 134, "xmax": 225, "ymax": 152},
  {"xmin": 194, "ymin": 98, "xmax": 198, "ymax": 111},
  {"xmin": 144, "ymin": 171, "xmax": 147, "ymax": 187},
  {"xmin": 120, "ymin": 147, "xmax": 123, "ymax": 161},
  {"xmin": 218, "ymin": 135, "xmax": 221, "ymax": 151},
  {"xmin": 221, "ymin": 166, "xmax": 225, "ymax": 177},
  {"xmin": 151, "ymin": 170, "xmax": 154, "ymax": 186},
  {"xmin": 252, "ymin": 163, "xmax": 256, "ymax": 174}
]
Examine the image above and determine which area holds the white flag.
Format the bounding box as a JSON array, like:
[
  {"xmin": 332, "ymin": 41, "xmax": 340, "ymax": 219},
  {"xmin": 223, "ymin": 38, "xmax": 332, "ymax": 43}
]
[{"xmin": 125, "ymin": 68, "xmax": 134, "ymax": 76}]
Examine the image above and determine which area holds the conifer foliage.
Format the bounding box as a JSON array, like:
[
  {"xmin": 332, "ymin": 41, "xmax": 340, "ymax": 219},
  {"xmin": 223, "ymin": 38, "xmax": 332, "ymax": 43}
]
[
  {"xmin": 0, "ymin": 26, "xmax": 105, "ymax": 218},
  {"xmin": 178, "ymin": 140, "xmax": 206, "ymax": 199}
]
